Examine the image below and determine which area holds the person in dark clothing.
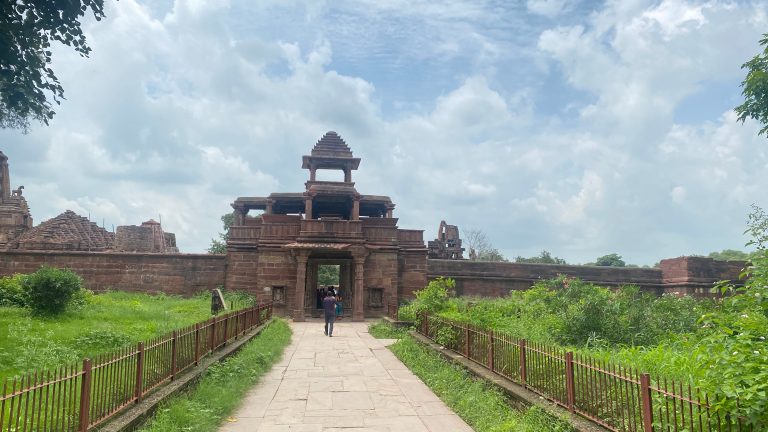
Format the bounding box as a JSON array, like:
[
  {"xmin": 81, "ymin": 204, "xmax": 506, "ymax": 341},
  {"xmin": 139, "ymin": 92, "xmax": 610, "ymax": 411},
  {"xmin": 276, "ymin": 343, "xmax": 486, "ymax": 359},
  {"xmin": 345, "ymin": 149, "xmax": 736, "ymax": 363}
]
[
  {"xmin": 323, "ymin": 292, "xmax": 337, "ymax": 337},
  {"xmin": 316, "ymin": 287, "xmax": 323, "ymax": 309}
]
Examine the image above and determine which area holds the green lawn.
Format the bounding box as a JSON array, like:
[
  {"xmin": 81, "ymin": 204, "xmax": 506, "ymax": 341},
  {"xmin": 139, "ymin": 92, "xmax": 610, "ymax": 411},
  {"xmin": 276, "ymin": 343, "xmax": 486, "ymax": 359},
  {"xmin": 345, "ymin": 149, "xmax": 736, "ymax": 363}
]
[
  {"xmin": 0, "ymin": 291, "xmax": 247, "ymax": 382},
  {"xmin": 138, "ymin": 319, "xmax": 291, "ymax": 432}
]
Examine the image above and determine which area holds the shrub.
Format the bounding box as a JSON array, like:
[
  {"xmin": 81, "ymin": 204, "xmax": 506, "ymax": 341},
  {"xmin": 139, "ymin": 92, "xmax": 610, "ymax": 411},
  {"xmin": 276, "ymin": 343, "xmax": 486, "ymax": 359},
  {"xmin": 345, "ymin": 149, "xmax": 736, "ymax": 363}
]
[
  {"xmin": 0, "ymin": 274, "xmax": 27, "ymax": 307},
  {"xmin": 23, "ymin": 266, "xmax": 84, "ymax": 315},
  {"xmin": 413, "ymin": 277, "xmax": 455, "ymax": 316}
]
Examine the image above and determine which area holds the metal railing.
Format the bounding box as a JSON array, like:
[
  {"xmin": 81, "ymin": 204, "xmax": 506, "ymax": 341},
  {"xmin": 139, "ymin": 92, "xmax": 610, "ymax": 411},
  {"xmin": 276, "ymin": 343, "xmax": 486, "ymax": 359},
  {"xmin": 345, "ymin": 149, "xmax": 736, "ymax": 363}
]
[
  {"xmin": 418, "ymin": 313, "xmax": 749, "ymax": 432},
  {"xmin": 0, "ymin": 303, "xmax": 273, "ymax": 432}
]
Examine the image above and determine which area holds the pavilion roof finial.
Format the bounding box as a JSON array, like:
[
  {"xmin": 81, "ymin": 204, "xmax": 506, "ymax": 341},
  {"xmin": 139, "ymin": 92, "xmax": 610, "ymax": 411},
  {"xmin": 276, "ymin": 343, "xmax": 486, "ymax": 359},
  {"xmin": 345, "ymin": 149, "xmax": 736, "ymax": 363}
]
[{"xmin": 302, "ymin": 131, "xmax": 361, "ymax": 171}]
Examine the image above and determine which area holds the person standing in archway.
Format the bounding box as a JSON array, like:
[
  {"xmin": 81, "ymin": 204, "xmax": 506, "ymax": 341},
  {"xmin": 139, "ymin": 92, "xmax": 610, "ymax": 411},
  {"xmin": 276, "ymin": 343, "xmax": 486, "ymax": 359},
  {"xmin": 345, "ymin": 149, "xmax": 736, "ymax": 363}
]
[{"xmin": 323, "ymin": 291, "xmax": 337, "ymax": 337}]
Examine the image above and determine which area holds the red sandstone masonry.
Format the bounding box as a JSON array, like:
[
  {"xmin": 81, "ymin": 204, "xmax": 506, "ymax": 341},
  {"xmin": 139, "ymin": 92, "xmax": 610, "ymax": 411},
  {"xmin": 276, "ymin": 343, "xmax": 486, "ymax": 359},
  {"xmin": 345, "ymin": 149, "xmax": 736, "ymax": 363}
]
[{"xmin": 0, "ymin": 250, "xmax": 226, "ymax": 295}]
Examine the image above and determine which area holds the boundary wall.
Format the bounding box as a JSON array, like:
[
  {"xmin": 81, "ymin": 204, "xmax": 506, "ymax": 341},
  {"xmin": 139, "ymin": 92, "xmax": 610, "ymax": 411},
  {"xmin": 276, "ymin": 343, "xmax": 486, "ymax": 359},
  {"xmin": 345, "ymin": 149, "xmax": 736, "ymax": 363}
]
[
  {"xmin": 0, "ymin": 251, "xmax": 744, "ymax": 299},
  {"xmin": 0, "ymin": 250, "xmax": 226, "ymax": 295}
]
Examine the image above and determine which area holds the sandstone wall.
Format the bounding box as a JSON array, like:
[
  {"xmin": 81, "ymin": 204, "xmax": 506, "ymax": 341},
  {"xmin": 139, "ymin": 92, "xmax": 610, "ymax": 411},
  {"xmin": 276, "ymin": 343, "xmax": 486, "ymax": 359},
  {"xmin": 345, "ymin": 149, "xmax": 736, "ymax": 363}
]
[
  {"xmin": 427, "ymin": 257, "xmax": 745, "ymax": 298},
  {"xmin": 0, "ymin": 250, "xmax": 226, "ymax": 295}
]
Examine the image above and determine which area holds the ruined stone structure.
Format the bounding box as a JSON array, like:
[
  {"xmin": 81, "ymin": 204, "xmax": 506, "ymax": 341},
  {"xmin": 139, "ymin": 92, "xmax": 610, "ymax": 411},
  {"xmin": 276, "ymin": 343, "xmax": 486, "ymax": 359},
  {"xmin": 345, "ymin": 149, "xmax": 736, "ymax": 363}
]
[
  {"xmin": 0, "ymin": 152, "xmax": 33, "ymax": 247},
  {"xmin": 115, "ymin": 220, "xmax": 179, "ymax": 253},
  {"xmin": 226, "ymin": 132, "xmax": 427, "ymax": 321},
  {"xmin": 14, "ymin": 210, "xmax": 114, "ymax": 251},
  {"xmin": 428, "ymin": 220, "xmax": 464, "ymax": 259}
]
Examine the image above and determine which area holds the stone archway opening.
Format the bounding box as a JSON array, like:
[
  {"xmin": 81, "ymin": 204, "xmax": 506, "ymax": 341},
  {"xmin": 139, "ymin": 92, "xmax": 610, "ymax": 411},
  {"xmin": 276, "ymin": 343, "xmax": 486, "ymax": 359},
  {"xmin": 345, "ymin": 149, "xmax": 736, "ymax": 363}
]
[{"xmin": 305, "ymin": 256, "xmax": 353, "ymax": 319}]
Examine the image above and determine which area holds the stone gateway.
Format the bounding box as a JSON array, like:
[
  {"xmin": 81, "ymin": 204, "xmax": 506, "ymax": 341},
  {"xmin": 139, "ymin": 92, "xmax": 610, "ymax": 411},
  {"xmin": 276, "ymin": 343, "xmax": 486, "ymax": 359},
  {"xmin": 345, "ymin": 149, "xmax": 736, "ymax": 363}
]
[{"xmin": 225, "ymin": 132, "xmax": 427, "ymax": 321}]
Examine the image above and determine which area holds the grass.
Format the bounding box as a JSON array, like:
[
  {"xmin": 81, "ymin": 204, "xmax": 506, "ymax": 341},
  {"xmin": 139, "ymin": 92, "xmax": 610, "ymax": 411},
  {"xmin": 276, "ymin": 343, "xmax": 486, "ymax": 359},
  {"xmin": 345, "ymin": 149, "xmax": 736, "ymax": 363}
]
[
  {"xmin": 368, "ymin": 320, "xmax": 411, "ymax": 339},
  {"xmin": 137, "ymin": 319, "xmax": 292, "ymax": 432},
  {"xmin": 386, "ymin": 333, "xmax": 575, "ymax": 432},
  {"xmin": 0, "ymin": 291, "xmax": 251, "ymax": 382}
]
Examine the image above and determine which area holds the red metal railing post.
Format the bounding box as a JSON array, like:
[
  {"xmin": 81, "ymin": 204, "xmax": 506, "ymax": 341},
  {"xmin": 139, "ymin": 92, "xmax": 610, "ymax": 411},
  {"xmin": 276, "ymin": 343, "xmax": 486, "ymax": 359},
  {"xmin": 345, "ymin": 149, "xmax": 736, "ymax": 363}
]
[
  {"xmin": 223, "ymin": 314, "xmax": 229, "ymax": 345},
  {"xmin": 171, "ymin": 331, "xmax": 178, "ymax": 380},
  {"xmin": 464, "ymin": 326, "xmax": 470, "ymax": 358},
  {"xmin": 194, "ymin": 323, "xmax": 200, "ymax": 366},
  {"xmin": 422, "ymin": 312, "xmax": 428, "ymax": 336},
  {"xmin": 210, "ymin": 317, "xmax": 216, "ymax": 352},
  {"xmin": 488, "ymin": 330, "xmax": 495, "ymax": 372},
  {"xmin": 135, "ymin": 342, "xmax": 144, "ymax": 402},
  {"xmin": 234, "ymin": 311, "xmax": 239, "ymax": 340},
  {"xmin": 640, "ymin": 373, "xmax": 654, "ymax": 432},
  {"xmin": 565, "ymin": 352, "xmax": 575, "ymax": 412},
  {"xmin": 256, "ymin": 304, "xmax": 261, "ymax": 326},
  {"xmin": 78, "ymin": 358, "xmax": 92, "ymax": 432},
  {"xmin": 520, "ymin": 339, "xmax": 527, "ymax": 387}
]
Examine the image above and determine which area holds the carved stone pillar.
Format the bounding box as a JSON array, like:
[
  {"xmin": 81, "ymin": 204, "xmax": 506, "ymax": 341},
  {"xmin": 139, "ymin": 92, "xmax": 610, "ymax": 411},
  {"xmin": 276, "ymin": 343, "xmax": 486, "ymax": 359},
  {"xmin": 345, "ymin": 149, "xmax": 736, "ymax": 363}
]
[
  {"xmin": 344, "ymin": 168, "xmax": 352, "ymax": 183},
  {"xmin": 352, "ymin": 253, "xmax": 367, "ymax": 321},
  {"xmin": 233, "ymin": 205, "xmax": 246, "ymax": 226},
  {"xmin": 310, "ymin": 166, "xmax": 316, "ymax": 182},
  {"xmin": 293, "ymin": 251, "xmax": 309, "ymax": 321},
  {"xmin": 265, "ymin": 199, "xmax": 273, "ymax": 215},
  {"xmin": 352, "ymin": 197, "xmax": 360, "ymax": 221}
]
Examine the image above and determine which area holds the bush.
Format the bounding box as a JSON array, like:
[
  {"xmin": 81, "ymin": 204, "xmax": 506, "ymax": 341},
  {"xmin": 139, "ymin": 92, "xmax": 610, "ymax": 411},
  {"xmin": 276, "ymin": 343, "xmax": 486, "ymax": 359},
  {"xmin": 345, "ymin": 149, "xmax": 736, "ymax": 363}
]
[
  {"xmin": 0, "ymin": 274, "xmax": 27, "ymax": 307},
  {"xmin": 23, "ymin": 266, "xmax": 84, "ymax": 315},
  {"xmin": 413, "ymin": 277, "xmax": 454, "ymax": 316}
]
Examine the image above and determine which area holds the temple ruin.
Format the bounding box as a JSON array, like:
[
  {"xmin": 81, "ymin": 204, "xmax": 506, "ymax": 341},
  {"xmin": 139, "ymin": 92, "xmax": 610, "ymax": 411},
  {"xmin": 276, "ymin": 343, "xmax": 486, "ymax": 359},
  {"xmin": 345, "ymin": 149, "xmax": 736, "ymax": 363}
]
[
  {"xmin": 0, "ymin": 151, "xmax": 33, "ymax": 248},
  {"xmin": 428, "ymin": 220, "xmax": 464, "ymax": 259},
  {"xmin": 226, "ymin": 131, "xmax": 427, "ymax": 321}
]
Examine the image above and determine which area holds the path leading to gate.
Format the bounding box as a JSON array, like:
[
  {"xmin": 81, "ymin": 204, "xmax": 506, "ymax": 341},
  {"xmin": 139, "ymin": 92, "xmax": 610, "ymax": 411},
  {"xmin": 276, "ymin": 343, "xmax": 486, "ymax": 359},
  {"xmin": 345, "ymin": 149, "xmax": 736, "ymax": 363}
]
[{"xmin": 220, "ymin": 321, "xmax": 473, "ymax": 432}]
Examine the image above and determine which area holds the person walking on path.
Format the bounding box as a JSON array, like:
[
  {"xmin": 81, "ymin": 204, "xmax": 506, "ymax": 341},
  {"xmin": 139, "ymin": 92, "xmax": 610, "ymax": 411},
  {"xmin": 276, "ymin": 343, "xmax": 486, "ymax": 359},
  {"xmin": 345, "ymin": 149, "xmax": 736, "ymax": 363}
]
[{"xmin": 323, "ymin": 291, "xmax": 337, "ymax": 336}]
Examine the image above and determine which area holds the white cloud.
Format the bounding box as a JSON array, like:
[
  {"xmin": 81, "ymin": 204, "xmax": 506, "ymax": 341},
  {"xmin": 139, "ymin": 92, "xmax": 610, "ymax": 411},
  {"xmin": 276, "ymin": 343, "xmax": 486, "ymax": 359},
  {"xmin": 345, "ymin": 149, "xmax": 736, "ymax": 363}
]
[{"xmin": 1, "ymin": 0, "xmax": 766, "ymax": 267}]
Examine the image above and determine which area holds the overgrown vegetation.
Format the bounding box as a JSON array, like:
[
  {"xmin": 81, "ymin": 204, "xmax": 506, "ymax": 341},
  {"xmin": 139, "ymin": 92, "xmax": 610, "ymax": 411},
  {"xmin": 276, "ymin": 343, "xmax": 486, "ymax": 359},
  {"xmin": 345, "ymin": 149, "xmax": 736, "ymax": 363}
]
[
  {"xmin": 137, "ymin": 319, "xmax": 291, "ymax": 432},
  {"xmin": 399, "ymin": 205, "xmax": 768, "ymax": 428},
  {"xmin": 389, "ymin": 337, "xmax": 574, "ymax": 432},
  {"xmin": 0, "ymin": 266, "xmax": 87, "ymax": 315},
  {"xmin": 368, "ymin": 320, "xmax": 409, "ymax": 339},
  {"xmin": 0, "ymin": 287, "xmax": 254, "ymax": 383}
]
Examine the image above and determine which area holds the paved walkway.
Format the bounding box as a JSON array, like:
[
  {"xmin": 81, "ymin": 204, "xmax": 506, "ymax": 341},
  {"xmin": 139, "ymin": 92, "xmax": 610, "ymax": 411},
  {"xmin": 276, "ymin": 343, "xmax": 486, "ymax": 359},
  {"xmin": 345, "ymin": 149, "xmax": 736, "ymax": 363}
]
[{"xmin": 220, "ymin": 321, "xmax": 473, "ymax": 432}]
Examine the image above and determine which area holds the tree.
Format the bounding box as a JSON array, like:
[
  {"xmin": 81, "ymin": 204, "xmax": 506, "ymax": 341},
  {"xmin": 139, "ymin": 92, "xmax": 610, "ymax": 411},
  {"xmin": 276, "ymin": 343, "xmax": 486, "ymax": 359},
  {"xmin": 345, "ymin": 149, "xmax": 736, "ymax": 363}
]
[
  {"xmin": 707, "ymin": 249, "xmax": 751, "ymax": 261},
  {"xmin": 208, "ymin": 213, "xmax": 235, "ymax": 254},
  {"xmin": 515, "ymin": 250, "xmax": 567, "ymax": 265},
  {"xmin": 736, "ymin": 33, "xmax": 768, "ymax": 137},
  {"xmin": 464, "ymin": 228, "xmax": 507, "ymax": 262},
  {"xmin": 317, "ymin": 265, "xmax": 340, "ymax": 286},
  {"xmin": 1, "ymin": 1, "xmax": 105, "ymax": 132},
  {"xmin": 594, "ymin": 253, "xmax": 626, "ymax": 267}
]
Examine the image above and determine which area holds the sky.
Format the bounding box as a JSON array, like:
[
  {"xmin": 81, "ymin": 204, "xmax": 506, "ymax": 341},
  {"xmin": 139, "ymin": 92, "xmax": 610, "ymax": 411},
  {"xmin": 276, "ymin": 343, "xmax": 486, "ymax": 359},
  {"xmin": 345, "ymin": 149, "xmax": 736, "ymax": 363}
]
[{"xmin": 2, "ymin": 0, "xmax": 767, "ymax": 265}]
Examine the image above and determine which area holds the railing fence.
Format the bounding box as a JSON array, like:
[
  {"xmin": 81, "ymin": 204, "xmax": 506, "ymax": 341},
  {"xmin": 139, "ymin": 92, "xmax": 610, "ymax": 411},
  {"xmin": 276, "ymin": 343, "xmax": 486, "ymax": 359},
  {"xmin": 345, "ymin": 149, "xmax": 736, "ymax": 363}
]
[
  {"xmin": 418, "ymin": 313, "xmax": 749, "ymax": 432},
  {"xmin": 0, "ymin": 303, "xmax": 273, "ymax": 432}
]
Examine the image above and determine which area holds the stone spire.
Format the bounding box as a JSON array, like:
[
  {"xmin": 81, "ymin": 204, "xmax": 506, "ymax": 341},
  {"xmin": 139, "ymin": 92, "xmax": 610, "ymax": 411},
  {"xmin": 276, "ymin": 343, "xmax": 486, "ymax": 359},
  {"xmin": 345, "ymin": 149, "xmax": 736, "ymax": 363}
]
[{"xmin": 302, "ymin": 131, "xmax": 361, "ymax": 183}]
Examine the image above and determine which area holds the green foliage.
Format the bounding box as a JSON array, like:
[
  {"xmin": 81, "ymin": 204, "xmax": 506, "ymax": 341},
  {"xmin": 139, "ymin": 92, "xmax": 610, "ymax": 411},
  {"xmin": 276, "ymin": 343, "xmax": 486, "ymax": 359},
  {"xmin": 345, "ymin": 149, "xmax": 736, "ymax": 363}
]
[
  {"xmin": 594, "ymin": 253, "xmax": 626, "ymax": 267},
  {"xmin": 692, "ymin": 205, "xmax": 768, "ymax": 428},
  {"xmin": 476, "ymin": 248, "xmax": 508, "ymax": 262},
  {"xmin": 412, "ymin": 277, "xmax": 455, "ymax": 316},
  {"xmin": 208, "ymin": 213, "xmax": 235, "ymax": 254},
  {"xmin": 368, "ymin": 320, "xmax": 409, "ymax": 339},
  {"xmin": 515, "ymin": 250, "xmax": 567, "ymax": 265},
  {"xmin": 317, "ymin": 265, "xmax": 340, "ymax": 286},
  {"xmin": 707, "ymin": 249, "xmax": 752, "ymax": 261},
  {"xmin": 1, "ymin": 0, "xmax": 105, "ymax": 131},
  {"xmin": 22, "ymin": 266, "xmax": 84, "ymax": 315},
  {"xmin": 138, "ymin": 320, "xmax": 291, "ymax": 432},
  {"xmin": 0, "ymin": 290, "xmax": 249, "ymax": 382},
  {"xmin": 736, "ymin": 33, "xmax": 768, "ymax": 137},
  {"xmin": 397, "ymin": 302, "xmax": 417, "ymax": 322},
  {"xmin": 389, "ymin": 336, "xmax": 574, "ymax": 432},
  {"xmin": 0, "ymin": 273, "xmax": 27, "ymax": 307}
]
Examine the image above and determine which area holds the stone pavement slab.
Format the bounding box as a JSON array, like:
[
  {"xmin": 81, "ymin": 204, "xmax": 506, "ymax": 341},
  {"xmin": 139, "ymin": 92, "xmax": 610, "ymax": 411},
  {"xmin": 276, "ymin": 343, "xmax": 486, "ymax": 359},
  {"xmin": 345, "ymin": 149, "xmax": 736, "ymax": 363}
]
[{"xmin": 220, "ymin": 321, "xmax": 473, "ymax": 432}]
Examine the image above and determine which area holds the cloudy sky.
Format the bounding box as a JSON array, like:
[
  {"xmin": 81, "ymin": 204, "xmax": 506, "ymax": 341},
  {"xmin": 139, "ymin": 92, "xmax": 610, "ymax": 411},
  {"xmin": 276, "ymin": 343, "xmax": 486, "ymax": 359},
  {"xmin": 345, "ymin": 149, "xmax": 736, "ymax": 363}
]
[{"xmin": 2, "ymin": 0, "xmax": 767, "ymax": 265}]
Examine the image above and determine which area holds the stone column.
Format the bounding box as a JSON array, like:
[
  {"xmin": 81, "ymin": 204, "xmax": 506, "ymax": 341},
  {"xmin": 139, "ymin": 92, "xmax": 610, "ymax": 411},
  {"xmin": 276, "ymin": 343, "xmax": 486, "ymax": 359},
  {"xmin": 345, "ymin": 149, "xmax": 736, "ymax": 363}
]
[
  {"xmin": 310, "ymin": 166, "xmax": 316, "ymax": 182},
  {"xmin": 293, "ymin": 251, "xmax": 309, "ymax": 322},
  {"xmin": 233, "ymin": 205, "xmax": 246, "ymax": 226},
  {"xmin": 344, "ymin": 168, "xmax": 352, "ymax": 183},
  {"xmin": 304, "ymin": 197, "xmax": 313, "ymax": 220},
  {"xmin": 265, "ymin": 199, "xmax": 273, "ymax": 215},
  {"xmin": 352, "ymin": 253, "xmax": 367, "ymax": 321},
  {"xmin": 352, "ymin": 197, "xmax": 360, "ymax": 221}
]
